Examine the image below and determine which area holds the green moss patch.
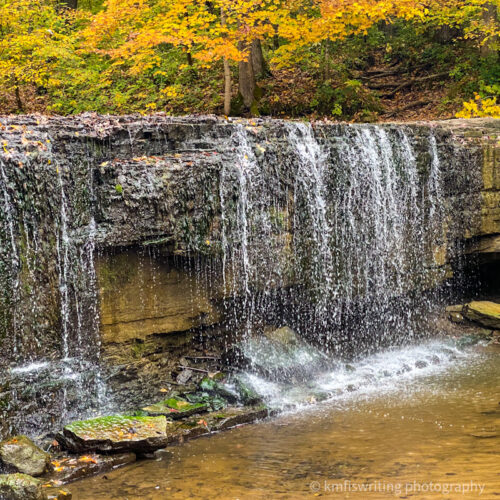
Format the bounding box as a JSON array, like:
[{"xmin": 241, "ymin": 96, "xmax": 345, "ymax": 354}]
[{"xmin": 143, "ymin": 398, "xmax": 208, "ymax": 419}]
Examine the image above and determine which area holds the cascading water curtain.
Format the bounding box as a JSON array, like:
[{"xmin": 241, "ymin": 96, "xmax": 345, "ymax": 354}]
[{"xmin": 218, "ymin": 123, "xmax": 448, "ymax": 353}]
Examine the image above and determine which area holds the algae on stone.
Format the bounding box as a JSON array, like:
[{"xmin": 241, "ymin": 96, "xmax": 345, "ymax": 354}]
[{"xmin": 143, "ymin": 398, "xmax": 208, "ymax": 419}]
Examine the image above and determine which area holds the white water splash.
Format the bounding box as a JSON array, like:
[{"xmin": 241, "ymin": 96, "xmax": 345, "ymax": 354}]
[
  {"xmin": 244, "ymin": 341, "xmax": 474, "ymax": 410},
  {"xmin": 287, "ymin": 122, "xmax": 335, "ymax": 306}
]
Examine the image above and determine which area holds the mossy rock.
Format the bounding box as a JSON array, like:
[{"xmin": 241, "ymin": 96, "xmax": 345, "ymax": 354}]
[
  {"xmin": 233, "ymin": 379, "xmax": 262, "ymax": 406},
  {"xmin": 0, "ymin": 473, "xmax": 45, "ymax": 500},
  {"xmin": 206, "ymin": 406, "xmax": 269, "ymax": 431},
  {"xmin": 463, "ymin": 301, "xmax": 500, "ymax": 329},
  {"xmin": 142, "ymin": 398, "xmax": 208, "ymax": 419},
  {"xmin": 199, "ymin": 377, "xmax": 238, "ymax": 403},
  {"xmin": 61, "ymin": 415, "xmax": 169, "ymax": 453},
  {"xmin": 0, "ymin": 435, "xmax": 50, "ymax": 477},
  {"xmin": 184, "ymin": 392, "xmax": 228, "ymax": 411}
]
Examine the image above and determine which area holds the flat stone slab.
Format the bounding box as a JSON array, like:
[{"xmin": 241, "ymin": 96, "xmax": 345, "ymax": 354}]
[
  {"xmin": 151, "ymin": 406, "xmax": 269, "ymax": 451},
  {"xmin": 463, "ymin": 301, "xmax": 500, "ymax": 329},
  {"xmin": 61, "ymin": 416, "xmax": 169, "ymax": 453},
  {"xmin": 41, "ymin": 486, "xmax": 72, "ymax": 500},
  {"xmin": 47, "ymin": 452, "xmax": 136, "ymax": 484},
  {"xmin": 201, "ymin": 406, "xmax": 269, "ymax": 432},
  {"xmin": 0, "ymin": 435, "xmax": 51, "ymax": 477},
  {"xmin": 142, "ymin": 398, "xmax": 208, "ymax": 419},
  {"xmin": 169, "ymin": 421, "xmax": 211, "ymax": 442}
]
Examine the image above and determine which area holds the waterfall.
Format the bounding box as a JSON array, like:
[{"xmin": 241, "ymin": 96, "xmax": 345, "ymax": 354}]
[
  {"xmin": 217, "ymin": 122, "xmax": 449, "ymax": 350},
  {"xmin": 0, "ymin": 116, "xmax": 477, "ymax": 438},
  {"xmin": 287, "ymin": 123, "xmax": 335, "ymax": 308},
  {"xmin": 0, "ymin": 123, "xmax": 103, "ymax": 437},
  {"xmin": 56, "ymin": 164, "xmax": 72, "ymax": 359}
]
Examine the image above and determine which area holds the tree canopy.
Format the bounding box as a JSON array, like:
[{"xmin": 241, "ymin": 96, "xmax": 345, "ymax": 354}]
[{"xmin": 0, "ymin": 0, "xmax": 499, "ymax": 119}]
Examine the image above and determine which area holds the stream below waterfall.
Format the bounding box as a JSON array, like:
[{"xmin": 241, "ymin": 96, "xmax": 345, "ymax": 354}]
[{"xmin": 68, "ymin": 343, "xmax": 500, "ymax": 499}]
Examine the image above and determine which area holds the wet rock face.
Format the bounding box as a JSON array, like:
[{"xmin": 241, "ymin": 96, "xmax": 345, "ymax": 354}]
[
  {"xmin": 96, "ymin": 250, "xmax": 222, "ymax": 343},
  {"xmin": 0, "ymin": 115, "xmax": 497, "ymax": 441},
  {"xmin": 0, "ymin": 435, "xmax": 50, "ymax": 477},
  {"xmin": 0, "ymin": 473, "xmax": 45, "ymax": 500}
]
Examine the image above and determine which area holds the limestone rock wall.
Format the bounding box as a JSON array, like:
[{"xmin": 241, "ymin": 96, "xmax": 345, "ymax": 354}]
[{"xmin": 0, "ymin": 115, "xmax": 498, "ymax": 364}]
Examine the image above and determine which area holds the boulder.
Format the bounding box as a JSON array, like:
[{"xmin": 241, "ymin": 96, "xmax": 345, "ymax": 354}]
[
  {"xmin": 240, "ymin": 327, "xmax": 330, "ymax": 383},
  {"xmin": 59, "ymin": 415, "xmax": 170, "ymax": 453},
  {"xmin": 0, "ymin": 473, "xmax": 45, "ymax": 500},
  {"xmin": 448, "ymin": 312, "xmax": 464, "ymax": 324},
  {"xmin": 233, "ymin": 378, "xmax": 262, "ymax": 406},
  {"xmin": 0, "ymin": 436, "xmax": 50, "ymax": 477},
  {"xmin": 262, "ymin": 326, "xmax": 300, "ymax": 347},
  {"xmin": 463, "ymin": 301, "xmax": 500, "ymax": 329},
  {"xmin": 198, "ymin": 377, "xmax": 239, "ymax": 403}
]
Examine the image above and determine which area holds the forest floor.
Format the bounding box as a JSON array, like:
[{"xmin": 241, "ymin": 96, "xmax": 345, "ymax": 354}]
[
  {"xmin": 0, "ymin": 62, "xmax": 460, "ymax": 122},
  {"xmin": 361, "ymin": 64, "xmax": 456, "ymax": 122}
]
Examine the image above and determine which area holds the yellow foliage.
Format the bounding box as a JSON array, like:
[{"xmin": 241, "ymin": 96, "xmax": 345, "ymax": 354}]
[
  {"xmin": 456, "ymin": 94, "xmax": 500, "ymax": 119},
  {"xmin": 0, "ymin": 0, "xmax": 498, "ymax": 114}
]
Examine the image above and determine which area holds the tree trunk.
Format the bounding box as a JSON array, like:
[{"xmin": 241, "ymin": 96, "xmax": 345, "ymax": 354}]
[
  {"xmin": 14, "ymin": 85, "xmax": 23, "ymax": 113},
  {"xmin": 238, "ymin": 42, "xmax": 256, "ymax": 108},
  {"xmin": 273, "ymin": 28, "xmax": 280, "ymax": 50},
  {"xmin": 251, "ymin": 40, "xmax": 266, "ymax": 79},
  {"xmin": 223, "ymin": 59, "xmax": 232, "ymax": 116},
  {"xmin": 60, "ymin": 0, "xmax": 77, "ymax": 8},
  {"xmin": 221, "ymin": 8, "xmax": 232, "ymax": 115},
  {"xmin": 480, "ymin": 2, "xmax": 498, "ymax": 58},
  {"xmin": 323, "ymin": 40, "xmax": 330, "ymax": 80},
  {"xmin": 433, "ymin": 25, "xmax": 458, "ymax": 44}
]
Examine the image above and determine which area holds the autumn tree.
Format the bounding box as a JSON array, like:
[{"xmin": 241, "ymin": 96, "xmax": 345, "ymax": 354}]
[
  {"xmin": 0, "ymin": 0, "xmax": 498, "ymax": 117},
  {"xmin": 0, "ymin": 0, "xmax": 78, "ymax": 111}
]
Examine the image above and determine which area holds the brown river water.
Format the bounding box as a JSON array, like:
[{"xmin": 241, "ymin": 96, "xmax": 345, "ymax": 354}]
[{"xmin": 68, "ymin": 344, "xmax": 499, "ymax": 500}]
